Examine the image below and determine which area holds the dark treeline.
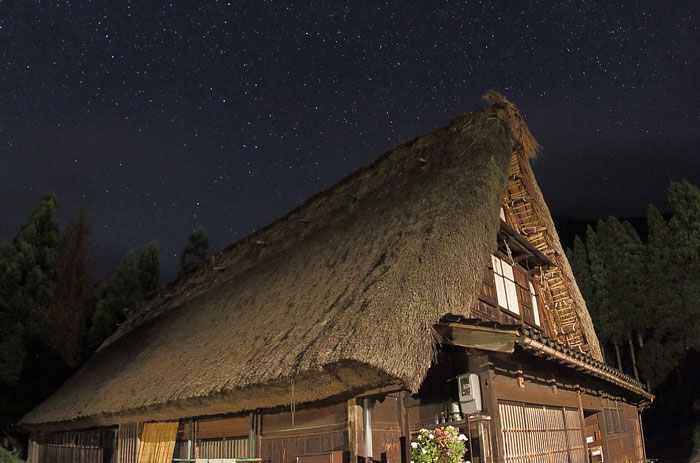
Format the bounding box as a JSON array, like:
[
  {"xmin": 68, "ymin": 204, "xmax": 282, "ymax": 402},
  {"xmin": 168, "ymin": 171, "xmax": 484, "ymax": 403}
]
[
  {"xmin": 567, "ymin": 180, "xmax": 700, "ymax": 460},
  {"xmin": 0, "ymin": 194, "xmax": 209, "ymax": 460}
]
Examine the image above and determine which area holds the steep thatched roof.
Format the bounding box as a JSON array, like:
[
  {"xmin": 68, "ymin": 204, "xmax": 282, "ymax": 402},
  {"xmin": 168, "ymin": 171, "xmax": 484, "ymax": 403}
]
[{"xmin": 20, "ymin": 95, "xmax": 598, "ymax": 431}]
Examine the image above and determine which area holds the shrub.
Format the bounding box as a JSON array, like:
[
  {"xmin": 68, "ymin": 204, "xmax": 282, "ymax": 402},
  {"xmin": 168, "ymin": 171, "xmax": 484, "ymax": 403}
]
[{"xmin": 0, "ymin": 447, "xmax": 23, "ymax": 463}]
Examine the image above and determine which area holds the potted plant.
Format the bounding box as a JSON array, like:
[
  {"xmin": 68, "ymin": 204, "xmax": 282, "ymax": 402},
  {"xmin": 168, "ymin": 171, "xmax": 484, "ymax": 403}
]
[{"xmin": 411, "ymin": 426, "xmax": 469, "ymax": 463}]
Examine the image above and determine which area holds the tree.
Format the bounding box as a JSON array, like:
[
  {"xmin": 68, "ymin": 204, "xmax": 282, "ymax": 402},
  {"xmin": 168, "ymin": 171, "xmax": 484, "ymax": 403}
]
[
  {"xmin": 639, "ymin": 182, "xmax": 700, "ymax": 388},
  {"xmin": 570, "ymin": 218, "xmax": 646, "ymax": 377},
  {"xmin": 179, "ymin": 227, "xmax": 209, "ymax": 273},
  {"xmin": 138, "ymin": 240, "xmax": 160, "ymax": 294},
  {"xmin": 50, "ymin": 212, "xmax": 98, "ymax": 367},
  {"xmin": 86, "ymin": 242, "xmax": 161, "ymax": 351},
  {"xmin": 0, "ymin": 194, "xmax": 60, "ymax": 385},
  {"xmin": 87, "ymin": 250, "xmax": 141, "ymax": 350}
]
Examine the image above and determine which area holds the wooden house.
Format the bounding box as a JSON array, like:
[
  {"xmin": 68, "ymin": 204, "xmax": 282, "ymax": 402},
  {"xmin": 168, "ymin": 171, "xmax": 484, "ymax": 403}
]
[{"xmin": 19, "ymin": 93, "xmax": 652, "ymax": 463}]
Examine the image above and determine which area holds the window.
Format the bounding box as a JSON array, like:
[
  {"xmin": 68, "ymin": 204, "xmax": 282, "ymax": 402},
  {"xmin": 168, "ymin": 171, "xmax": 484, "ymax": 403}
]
[
  {"xmin": 492, "ymin": 256, "xmax": 542, "ymax": 327},
  {"xmin": 604, "ymin": 402, "xmax": 626, "ymax": 435},
  {"xmin": 492, "ymin": 256, "xmax": 520, "ymax": 315},
  {"xmin": 529, "ymin": 282, "xmax": 541, "ymax": 326},
  {"xmin": 477, "ymin": 256, "xmax": 543, "ymax": 328}
]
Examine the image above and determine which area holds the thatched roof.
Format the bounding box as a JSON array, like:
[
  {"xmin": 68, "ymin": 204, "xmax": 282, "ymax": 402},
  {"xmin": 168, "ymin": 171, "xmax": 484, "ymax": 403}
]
[{"xmin": 20, "ymin": 95, "xmax": 600, "ymax": 431}]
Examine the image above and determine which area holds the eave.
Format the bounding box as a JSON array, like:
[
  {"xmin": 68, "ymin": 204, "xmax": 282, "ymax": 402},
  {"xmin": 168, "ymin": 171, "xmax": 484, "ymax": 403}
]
[{"xmin": 437, "ymin": 316, "xmax": 654, "ymax": 403}]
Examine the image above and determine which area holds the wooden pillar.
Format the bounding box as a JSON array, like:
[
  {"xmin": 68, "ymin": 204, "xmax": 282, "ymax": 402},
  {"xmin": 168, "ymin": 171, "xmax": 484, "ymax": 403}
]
[
  {"xmin": 469, "ymin": 352, "xmax": 503, "ymax": 463},
  {"xmin": 348, "ymin": 398, "xmax": 362, "ymax": 463},
  {"xmin": 248, "ymin": 412, "xmax": 257, "ymax": 458},
  {"xmin": 397, "ymin": 391, "xmax": 412, "ymax": 463},
  {"xmin": 26, "ymin": 436, "xmax": 39, "ymax": 463}
]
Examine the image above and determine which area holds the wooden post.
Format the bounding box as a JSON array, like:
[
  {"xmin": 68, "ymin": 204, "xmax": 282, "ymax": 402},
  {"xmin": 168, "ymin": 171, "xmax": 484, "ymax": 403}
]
[
  {"xmin": 348, "ymin": 398, "xmax": 362, "ymax": 463},
  {"xmin": 469, "ymin": 353, "xmax": 503, "ymax": 463},
  {"xmin": 26, "ymin": 436, "xmax": 39, "ymax": 463},
  {"xmin": 249, "ymin": 412, "xmax": 256, "ymax": 458},
  {"xmin": 398, "ymin": 391, "xmax": 412, "ymax": 463},
  {"xmin": 576, "ymin": 386, "xmax": 588, "ymax": 454}
]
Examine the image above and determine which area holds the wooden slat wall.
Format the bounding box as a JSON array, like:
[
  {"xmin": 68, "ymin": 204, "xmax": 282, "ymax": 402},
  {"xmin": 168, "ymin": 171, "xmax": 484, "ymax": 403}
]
[
  {"xmin": 564, "ymin": 409, "xmax": 586, "ymax": 463},
  {"xmin": 35, "ymin": 428, "xmax": 116, "ymax": 463},
  {"xmin": 499, "ymin": 402, "xmax": 586, "ymax": 463},
  {"xmin": 199, "ymin": 437, "xmax": 249, "ymax": 459},
  {"xmin": 118, "ymin": 422, "xmax": 141, "ymax": 463}
]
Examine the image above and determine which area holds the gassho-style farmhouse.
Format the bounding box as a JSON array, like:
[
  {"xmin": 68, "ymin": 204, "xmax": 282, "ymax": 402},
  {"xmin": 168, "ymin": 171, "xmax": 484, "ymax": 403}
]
[{"xmin": 19, "ymin": 94, "xmax": 653, "ymax": 463}]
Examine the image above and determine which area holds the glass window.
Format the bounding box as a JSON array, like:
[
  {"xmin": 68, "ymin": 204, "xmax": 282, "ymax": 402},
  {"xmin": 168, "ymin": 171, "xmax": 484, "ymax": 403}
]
[{"xmin": 492, "ymin": 256, "xmax": 520, "ymax": 315}]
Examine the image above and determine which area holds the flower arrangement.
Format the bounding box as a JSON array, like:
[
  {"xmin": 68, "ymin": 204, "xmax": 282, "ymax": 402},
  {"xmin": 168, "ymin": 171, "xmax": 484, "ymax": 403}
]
[{"xmin": 411, "ymin": 425, "xmax": 468, "ymax": 463}]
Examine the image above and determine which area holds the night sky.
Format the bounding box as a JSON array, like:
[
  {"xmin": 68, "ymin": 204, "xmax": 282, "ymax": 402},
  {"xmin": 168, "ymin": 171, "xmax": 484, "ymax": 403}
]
[{"xmin": 2, "ymin": 1, "xmax": 699, "ymax": 281}]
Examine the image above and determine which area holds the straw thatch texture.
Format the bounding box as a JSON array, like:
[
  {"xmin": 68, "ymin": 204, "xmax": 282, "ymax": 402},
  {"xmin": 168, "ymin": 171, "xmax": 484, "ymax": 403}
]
[{"xmin": 20, "ymin": 95, "xmax": 591, "ymax": 430}]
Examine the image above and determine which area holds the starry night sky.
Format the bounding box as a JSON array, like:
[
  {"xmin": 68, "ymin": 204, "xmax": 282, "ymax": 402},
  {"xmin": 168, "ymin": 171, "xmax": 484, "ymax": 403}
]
[{"xmin": 2, "ymin": 1, "xmax": 699, "ymax": 280}]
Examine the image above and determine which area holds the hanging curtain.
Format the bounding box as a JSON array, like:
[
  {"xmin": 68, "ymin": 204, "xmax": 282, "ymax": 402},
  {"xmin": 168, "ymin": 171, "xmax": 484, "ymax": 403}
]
[{"xmin": 137, "ymin": 421, "xmax": 178, "ymax": 463}]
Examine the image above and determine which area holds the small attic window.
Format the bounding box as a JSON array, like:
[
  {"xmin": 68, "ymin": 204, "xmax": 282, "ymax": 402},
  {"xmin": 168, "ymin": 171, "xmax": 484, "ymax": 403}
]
[
  {"xmin": 491, "ymin": 255, "xmax": 543, "ymax": 328},
  {"xmin": 529, "ymin": 281, "xmax": 541, "ymax": 326},
  {"xmin": 492, "ymin": 255, "xmax": 520, "ymax": 315}
]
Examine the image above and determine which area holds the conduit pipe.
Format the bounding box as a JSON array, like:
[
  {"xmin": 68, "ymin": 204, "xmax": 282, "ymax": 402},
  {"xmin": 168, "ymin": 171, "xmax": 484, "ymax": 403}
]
[{"xmin": 362, "ymin": 397, "xmax": 373, "ymax": 463}]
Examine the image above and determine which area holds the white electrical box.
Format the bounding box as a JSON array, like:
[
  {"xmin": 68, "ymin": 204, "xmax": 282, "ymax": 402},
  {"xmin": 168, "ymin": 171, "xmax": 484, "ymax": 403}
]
[{"xmin": 457, "ymin": 373, "xmax": 482, "ymax": 414}]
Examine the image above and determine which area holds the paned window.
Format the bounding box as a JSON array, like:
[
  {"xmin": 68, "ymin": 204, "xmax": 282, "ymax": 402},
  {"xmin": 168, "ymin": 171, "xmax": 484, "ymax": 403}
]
[{"xmin": 492, "ymin": 256, "xmax": 520, "ymax": 315}]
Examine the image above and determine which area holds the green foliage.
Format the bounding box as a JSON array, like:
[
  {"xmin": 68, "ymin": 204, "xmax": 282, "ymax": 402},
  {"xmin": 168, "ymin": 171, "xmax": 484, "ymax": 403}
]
[
  {"xmin": 179, "ymin": 227, "xmax": 209, "ymax": 273},
  {"xmin": 87, "ymin": 250, "xmax": 140, "ymax": 349},
  {"xmin": 0, "ymin": 194, "xmax": 60, "ymax": 385},
  {"xmin": 638, "ymin": 183, "xmax": 700, "ymax": 387},
  {"xmin": 87, "ymin": 241, "xmax": 160, "ymax": 350},
  {"xmin": 0, "ymin": 446, "xmax": 23, "ymax": 463},
  {"xmin": 411, "ymin": 426, "xmax": 468, "ymax": 463},
  {"xmin": 571, "ymin": 181, "xmax": 700, "ymax": 390},
  {"xmin": 574, "ymin": 218, "xmax": 644, "ymax": 350},
  {"xmin": 138, "ymin": 240, "xmax": 160, "ymax": 294}
]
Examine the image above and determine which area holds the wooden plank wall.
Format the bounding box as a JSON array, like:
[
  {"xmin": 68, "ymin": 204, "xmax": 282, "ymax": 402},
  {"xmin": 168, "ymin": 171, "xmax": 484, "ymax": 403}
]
[
  {"xmin": 260, "ymin": 402, "xmax": 348, "ymax": 463},
  {"xmin": 603, "ymin": 402, "xmax": 644, "ymax": 463},
  {"xmin": 261, "ymin": 429, "xmax": 348, "ymax": 463},
  {"xmin": 35, "ymin": 428, "xmax": 116, "ymax": 463},
  {"xmin": 371, "ymin": 396, "xmax": 402, "ymax": 462}
]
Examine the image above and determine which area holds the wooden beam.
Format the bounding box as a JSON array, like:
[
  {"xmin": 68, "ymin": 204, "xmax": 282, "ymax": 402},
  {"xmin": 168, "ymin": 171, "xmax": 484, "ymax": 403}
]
[{"xmin": 436, "ymin": 324, "xmax": 517, "ymax": 353}]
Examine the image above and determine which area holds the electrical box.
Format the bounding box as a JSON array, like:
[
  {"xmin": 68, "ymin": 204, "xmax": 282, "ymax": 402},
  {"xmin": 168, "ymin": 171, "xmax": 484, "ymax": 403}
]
[{"xmin": 457, "ymin": 373, "xmax": 482, "ymax": 415}]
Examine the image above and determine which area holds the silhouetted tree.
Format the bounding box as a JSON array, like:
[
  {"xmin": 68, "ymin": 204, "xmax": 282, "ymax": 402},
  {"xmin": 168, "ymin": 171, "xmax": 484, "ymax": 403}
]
[
  {"xmin": 0, "ymin": 194, "xmax": 60, "ymax": 385},
  {"xmin": 138, "ymin": 240, "xmax": 160, "ymax": 294},
  {"xmin": 50, "ymin": 212, "xmax": 98, "ymax": 367},
  {"xmin": 179, "ymin": 227, "xmax": 209, "ymax": 273}
]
